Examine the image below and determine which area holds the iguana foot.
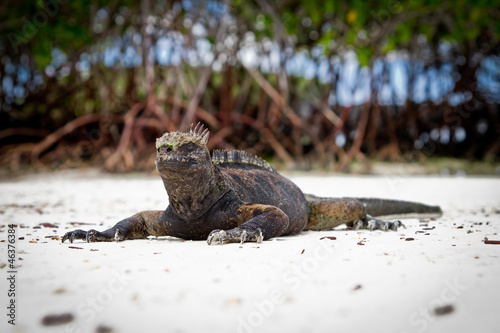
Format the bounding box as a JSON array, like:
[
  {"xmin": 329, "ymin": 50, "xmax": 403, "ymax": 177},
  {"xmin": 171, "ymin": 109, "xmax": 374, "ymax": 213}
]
[
  {"xmin": 353, "ymin": 215, "xmax": 405, "ymax": 231},
  {"xmin": 62, "ymin": 229, "xmax": 119, "ymax": 243},
  {"xmin": 61, "ymin": 229, "xmax": 87, "ymax": 243},
  {"xmin": 207, "ymin": 228, "xmax": 263, "ymax": 245}
]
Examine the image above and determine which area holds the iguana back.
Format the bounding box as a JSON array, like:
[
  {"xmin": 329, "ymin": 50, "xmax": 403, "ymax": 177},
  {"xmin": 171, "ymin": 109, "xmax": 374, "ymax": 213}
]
[{"xmin": 213, "ymin": 150, "xmax": 309, "ymax": 235}]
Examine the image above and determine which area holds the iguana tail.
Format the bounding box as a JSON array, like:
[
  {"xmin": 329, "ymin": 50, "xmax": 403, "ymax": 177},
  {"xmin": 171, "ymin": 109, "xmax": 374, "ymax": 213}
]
[
  {"xmin": 355, "ymin": 198, "xmax": 442, "ymax": 219},
  {"xmin": 304, "ymin": 194, "xmax": 442, "ymax": 231}
]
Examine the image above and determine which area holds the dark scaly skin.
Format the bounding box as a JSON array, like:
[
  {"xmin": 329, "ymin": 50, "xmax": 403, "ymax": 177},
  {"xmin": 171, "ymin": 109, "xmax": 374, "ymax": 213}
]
[
  {"xmin": 303, "ymin": 196, "xmax": 365, "ymax": 231},
  {"xmin": 62, "ymin": 124, "xmax": 442, "ymax": 245}
]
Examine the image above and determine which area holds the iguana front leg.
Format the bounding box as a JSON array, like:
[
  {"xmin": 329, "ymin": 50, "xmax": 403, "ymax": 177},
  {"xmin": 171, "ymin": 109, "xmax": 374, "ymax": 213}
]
[
  {"xmin": 207, "ymin": 204, "xmax": 290, "ymax": 245},
  {"xmin": 62, "ymin": 211, "xmax": 163, "ymax": 243}
]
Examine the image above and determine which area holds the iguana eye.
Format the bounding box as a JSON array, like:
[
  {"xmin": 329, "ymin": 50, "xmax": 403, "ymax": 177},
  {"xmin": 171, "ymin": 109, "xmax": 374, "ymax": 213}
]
[
  {"xmin": 158, "ymin": 146, "xmax": 173, "ymax": 153},
  {"xmin": 183, "ymin": 143, "xmax": 197, "ymax": 152}
]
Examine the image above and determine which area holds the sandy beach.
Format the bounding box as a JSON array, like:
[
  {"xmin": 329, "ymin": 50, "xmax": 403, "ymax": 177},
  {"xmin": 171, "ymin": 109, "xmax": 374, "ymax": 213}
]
[{"xmin": 1, "ymin": 170, "xmax": 499, "ymax": 333}]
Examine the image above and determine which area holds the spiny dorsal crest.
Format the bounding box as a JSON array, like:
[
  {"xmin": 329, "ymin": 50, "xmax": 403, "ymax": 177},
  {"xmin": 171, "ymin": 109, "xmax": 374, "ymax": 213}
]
[
  {"xmin": 188, "ymin": 123, "xmax": 210, "ymax": 144},
  {"xmin": 156, "ymin": 122, "xmax": 210, "ymax": 149},
  {"xmin": 212, "ymin": 149, "xmax": 276, "ymax": 173}
]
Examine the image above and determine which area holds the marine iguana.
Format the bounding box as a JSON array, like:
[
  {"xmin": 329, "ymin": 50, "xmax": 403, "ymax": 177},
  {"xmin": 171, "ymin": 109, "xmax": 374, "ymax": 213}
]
[{"xmin": 62, "ymin": 123, "xmax": 442, "ymax": 245}]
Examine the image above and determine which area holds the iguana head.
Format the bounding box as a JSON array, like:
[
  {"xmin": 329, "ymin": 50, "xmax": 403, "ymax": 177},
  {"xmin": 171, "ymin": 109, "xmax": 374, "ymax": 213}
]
[{"xmin": 155, "ymin": 123, "xmax": 211, "ymax": 175}]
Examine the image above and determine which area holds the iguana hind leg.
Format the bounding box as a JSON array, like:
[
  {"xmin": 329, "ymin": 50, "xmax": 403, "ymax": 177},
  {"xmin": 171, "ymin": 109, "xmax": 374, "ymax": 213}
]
[
  {"xmin": 207, "ymin": 204, "xmax": 289, "ymax": 245},
  {"xmin": 304, "ymin": 196, "xmax": 365, "ymax": 231},
  {"xmin": 304, "ymin": 194, "xmax": 403, "ymax": 231},
  {"xmin": 351, "ymin": 215, "xmax": 404, "ymax": 231}
]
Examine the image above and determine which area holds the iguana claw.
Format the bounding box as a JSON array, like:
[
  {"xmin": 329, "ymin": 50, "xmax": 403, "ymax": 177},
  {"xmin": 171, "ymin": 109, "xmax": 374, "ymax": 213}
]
[
  {"xmin": 239, "ymin": 230, "xmax": 247, "ymax": 244},
  {"xmin": 354, "ymin": 215, "xmax": 405, "ymax": 231},
  {"xmin": 86, "ymin": 229, "xmax": 98, "ymax": 242},
  {"xmin": 114, "ymin": 229, "xmax": 124, "ymax": 242},
  {"xmin": 62, "ymin": 229, "xmax": 115, "ymax": 243},
  {"xmin": 86, "ymin": 229, "xmax": 114, "ymax": 242},
  {"xmin": 256, "ymin": 229, "xmax": 263, "ymax": 243},
  {"xmin": 62, "ymin": 229, "xmax": 87, "ymax": 243},
  {"xmin": 207, "ymin": 228, "xmax": 263, "ymax": 245}
]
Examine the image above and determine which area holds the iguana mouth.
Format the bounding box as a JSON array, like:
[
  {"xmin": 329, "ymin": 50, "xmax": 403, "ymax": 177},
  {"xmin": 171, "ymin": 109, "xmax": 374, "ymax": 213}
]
[
  {"xmin": 155, "ymin": 151, "xmax": 208, "ymax": 175},
  {"xmin": 156, "ymin": 156, "xmax": 201, "ymax": 171},
  {"xmin": 158, "ymin": 154, "xmax": 196, "ymax": 163}
]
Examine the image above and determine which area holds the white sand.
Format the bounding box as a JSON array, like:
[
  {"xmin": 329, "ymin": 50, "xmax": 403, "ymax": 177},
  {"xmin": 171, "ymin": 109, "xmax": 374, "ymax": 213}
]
[{"xmin": 1, "ymin": 170, "xmax": 499, "ymax": 333}]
